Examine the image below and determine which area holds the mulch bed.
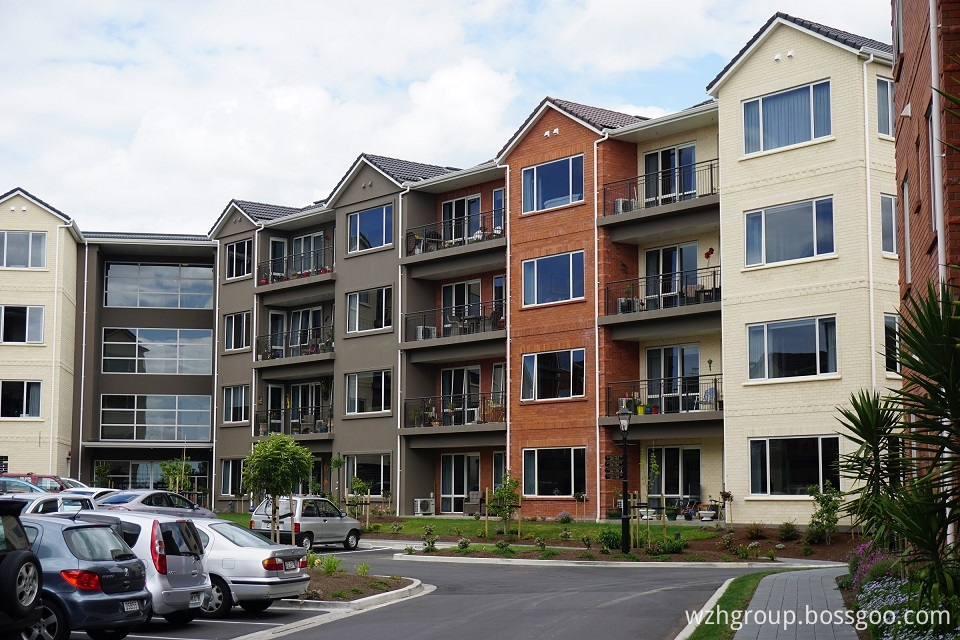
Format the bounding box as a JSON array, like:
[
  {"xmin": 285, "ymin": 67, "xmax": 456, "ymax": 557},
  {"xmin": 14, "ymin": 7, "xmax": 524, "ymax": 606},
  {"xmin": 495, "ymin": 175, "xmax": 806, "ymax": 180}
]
[{"xmin": 300, "ymin": 570, "xmax": 412, "ymax": 602}]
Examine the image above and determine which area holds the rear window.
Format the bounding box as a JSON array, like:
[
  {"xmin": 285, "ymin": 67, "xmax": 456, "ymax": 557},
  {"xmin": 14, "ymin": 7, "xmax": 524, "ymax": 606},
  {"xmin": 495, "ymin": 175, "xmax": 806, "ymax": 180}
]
[
  {"xmin": 99, "ymin": 493, "xmax": 137, "ymax": 505},
  {"xmin": 160, "ymin": 521, "xmax": 204, "ymax": 557},
  {"xmin": 210, "ymin": 522, "xmax": 275, "ymax": 548},
  {"xmin": 65, "ymin": 526, "xmax": 137, "ymax": 562},
  {"xmin": 255, "ymin": 498, "xmax": 295, "ymax": 516},
  {"xmin": 0, "ymin": 515, "xmax": 30, "ymax": 552},
  {"xmin": 61, "ymin": 479, "xmax": 85, "ymax": 489}
]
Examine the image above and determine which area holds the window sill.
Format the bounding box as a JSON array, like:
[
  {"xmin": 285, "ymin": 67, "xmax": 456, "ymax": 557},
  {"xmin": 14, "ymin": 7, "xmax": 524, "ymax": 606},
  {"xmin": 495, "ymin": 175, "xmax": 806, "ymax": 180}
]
[
  {"xmin": 744, "ymin": 495, "xmax": 815, "ymax": 501},
  {"xmin": 743, "ymin": 373, "xmax": 841, "ymax": 386},
  {"xmin": 342, "ymin": 411, "xmax": 392, "ymax": 420},
  {"xmin": 0, "ymin": 343, "xmax": 45, "ymax": 347},
  {"xmin": 878, "ymin": 134, "xmax": 895, "ymax": 143},
  {"xmin": 521, "ymin": 297, "xmax": 586, "ymax": 310},
  {"xmin": 223, "ymin": 421, "xmax": 250, "ymax": 427},
  {"xmin": 225, "ymin": 274, "xmax": 253, "ymax": 283},
  {"xmin": 519, "ymin": 396, "xmax": 588, "ymax": 405},
  {"xmin": 0, "ymin": 417, "xmax": 42, "ymax": 421},
  {"xmin": 881, "ymin": 252, "xmax": 899, "ymax": 260},
  {"xmin": 344, "ymin": 327, "xmax": 394, "ymax": 339},
  {"xmin": 741, "ymin": 253, "xmax": 837, "ymax": 272},
  {"xmin": 738, "ymin": 135, "xmax": 835, "ymax": 161},
  {"xmin": 520, "ymin": 199, "xmax": 587, "ymax": 218},
  {"xmin": 885, "ymin": 372, "xmax": 902, "ymax": 380},
  {"xmin": 346, "ymin": 244, "xmax": 394, "ymax": 258},
  {"xmin": 521, "ymin": 495, "xmax": 579, "ymax": 500},
  {"xmin": 0, "ymin": 267, "xmax": 48, "ymax": 272},
  {"xmin": 223, "ymin": 347, "xmax": 252, "ymax": 356}
]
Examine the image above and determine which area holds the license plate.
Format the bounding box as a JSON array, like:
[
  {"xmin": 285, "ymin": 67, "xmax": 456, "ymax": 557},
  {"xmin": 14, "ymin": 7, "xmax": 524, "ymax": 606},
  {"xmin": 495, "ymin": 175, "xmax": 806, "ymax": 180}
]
[
  {"xmin": 190, "ymin": 593, "xmax": 202, "ymax": 604},
  {"xmin": 123, "ymin": 601, "xmax": 139, "ymax": 612},
  {"xmin": 284, "ymin": 560, "xmax": 297, "ymax": 570}
]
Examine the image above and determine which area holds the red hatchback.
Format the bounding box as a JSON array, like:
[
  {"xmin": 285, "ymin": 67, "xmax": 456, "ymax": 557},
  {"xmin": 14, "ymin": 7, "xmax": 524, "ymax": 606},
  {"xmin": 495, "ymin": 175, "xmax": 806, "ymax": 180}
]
[{"xmin": 0, "ymin": 474, "xmax": 85, "ymax": 492}]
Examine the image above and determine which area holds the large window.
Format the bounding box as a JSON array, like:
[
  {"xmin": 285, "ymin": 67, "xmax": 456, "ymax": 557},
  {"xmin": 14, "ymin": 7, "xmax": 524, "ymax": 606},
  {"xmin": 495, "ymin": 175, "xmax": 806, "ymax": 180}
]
[
  {"xmin": 748, "ymin": 317, "xmax": 837, "ymax": 380},
  {"xmin": 0, "ymin": 306, "xmax": 43, "ymax": 343},
  {"xmin": 346, "ymin": 453, "xmax": 390, "ymax": 496},
  {"xmin": 522, "ymin": 447, "xmax": 586, "ymax": 497},
  {"xmin": 100, "ymin": 394, "xmax": 211, "ymax": 441},
  {"xmin": 102, "ymin": 328, "xmax": 212, "ymax": 375},
  {"xmin": 222, "ymin": 385, "xmax": 249, "ymax": 423},
  {"xmin": 885, "ymin": 314, "xmax": 900, "ymax": 374},
  {"xmin": 0, "ymin": 232, "xmax": 45, "ymax": 269},
  {"xmin": 878, "ymin": 77, "xmax": 894, "ymax": 137},
  {"xmin": 881, "ymin": 194, "xmax": 897, "ymax": 254},
  {"xmin": 643, "ymin": 144, "xmax": 697, "ymax": 206},
  {"xmin": 348, "ymin": 204, "xmax": 393, "ymax": 253},
  {"xmin": 744, "ymin": 81, "xmax": 831, "ymax": 154},
  {"xmin": 224, "ymin": 312, "xmax": 250, "ymax": 351},
  {"xmin": 750, "ymin": 436, "xmax": 840, "ymax": 495},
  {"xmin": 346, "ymin": 370, "xmax": 391, "ymax": 414},
  {"xmin": 104, "ymin": 263, "xmax": 213, "ymax": 309},
  {"xmin": 745, "ymin": 197, "xmax": 834, "ymax": 266},
  {"xmin": 521, "ymin": 348, "xmax": 585, "ymax": 400},
  {"xmin": 648, "ymin": 447, "xmax": 701, "ymax": 498},
  {"xmin": 493, "ymin": 188, "xmax": 505, "ymax": 231},
  {"xmin": 0, "ymin": 381, "xmax": 41, "ymax": 418},
  {"xmin": 94, "ymin": 459, "xmax": 208, "ymax": 492},
  {"xmin": 226, "ymin": 240, "xmax": 252, "ymax": 279},
  {"xmin": 522, "ymin": 251, "xmax": 584, "ymax": 306},
  {"xmin": 347, "ymin": 287, "xmax": 392, "ymax": 333},
  {"xmin": 522, "ymin": 155, "xmax": 584, "ymax": 213},
  {"xmin": 442, "ymin": 195, "xmax": 481, "ymax": 242},
  {"xmin": 220, "ymin": 459, "xmax": 243, "ymax": 496}
]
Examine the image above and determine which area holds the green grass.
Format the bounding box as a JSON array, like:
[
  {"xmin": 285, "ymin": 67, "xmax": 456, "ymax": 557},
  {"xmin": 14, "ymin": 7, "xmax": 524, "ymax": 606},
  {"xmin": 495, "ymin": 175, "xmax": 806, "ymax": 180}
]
[
  {"xmin": 686, "ymin": 571, "xmax": 781, "ymax": 640},
  {"xmin": 394, "ymin": 517, "xmax": 720, "ymax": 542},
  {"xmin": 218, "ymin": 512, "xmax": 251, "ymax": 526}
]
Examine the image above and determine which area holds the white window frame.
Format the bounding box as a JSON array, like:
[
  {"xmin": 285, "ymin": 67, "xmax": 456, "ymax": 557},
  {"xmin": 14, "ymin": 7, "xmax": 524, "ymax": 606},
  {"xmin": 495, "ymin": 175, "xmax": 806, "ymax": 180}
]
[
  {"xmin": 220, "ymin": 459, "xmax": 244, "ymax": 496},
  {"xmin": 492, "ymin": 451, "xmax": 506, "ymax": 489},
  {"xmin": 348, "ymin": 204, "xmax": 393, "ymax": 253},
  {"xmin": 521, "ymin": 446, "xmax": 586, "ymax": 497},
  {"xmin": 345, "ymin": 453, "xmax": 390, "ymax": 497},
  {"xmin": 345, "ymin": 370, "xmax": 392, "ymax": 414},
  {"xmin": 647, "ymin": 446, "xmax": 701, "ymax": 498},
  {"xmin": 222, "ymin": 385, "xmax": 250, "ymax": 423},
  {"xmin": 749, "ymin": 435, "xmax": 840, "ymax": 495},
  {"xmin": 521, "ymin": 348, "xmax": 586, "ymax": 401},
  {"xmin": 0, "ymin": 306, "xmax": 43, "ymax": 344},
  {"xmin": 742, "ymin": 81, "xmax": 831, "ymax": 154},
  {"xmin": 881, "ymin": 194, "xmax": 897, "ymax": 255},
  {"xmin": 521, "ymin": 250, "xmax": 585, "ymax": 307},
  {"xmin": 0, "ymin": 381, "xmax": 41, "ymax": 418},
  {"xmin": 347, "ymin": 286, "xmax": 392, "ymax": 333},
  {"xmin": 224, "ymin": 312, "xmax": 250, "ymax": 351},
  {"xmin": 492, "ymin": 188, "xmax": 505, "ymax": 231},
  {"xmin": 877, "ymin": 77, "xmax": 895, "ymax": 137},
  {"xmin": 225, "ymin": 239, "xmax": 252, "ymax": 279},
  {"xmin": 884, "ymin": 314, "xmax": 900, "ymax": 374},
  {"xmin": 744, "ymin": 197, "xmax": 834, "ymax": 267},
  {"xmin": 521, "ymin": 154, "xmax": 585, "ymax": 213},
  {"xmin": 0, "ymin": 231, "xmax": 46, "ymax": 269},
  {"xmin": 99, "ymin": 394, "xmax": 211, "ymax": 441},
  {"xmin": 747, "ymin": 316, "xmax": 838, "ymax": 380}
]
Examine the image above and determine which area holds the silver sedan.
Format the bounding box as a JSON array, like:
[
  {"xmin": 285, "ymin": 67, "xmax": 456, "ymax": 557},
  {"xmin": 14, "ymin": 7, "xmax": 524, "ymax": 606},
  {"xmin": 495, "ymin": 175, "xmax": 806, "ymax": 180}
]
[{"xmin": 191, "ymin": 518, "xmax": 310, "ymax": 617}]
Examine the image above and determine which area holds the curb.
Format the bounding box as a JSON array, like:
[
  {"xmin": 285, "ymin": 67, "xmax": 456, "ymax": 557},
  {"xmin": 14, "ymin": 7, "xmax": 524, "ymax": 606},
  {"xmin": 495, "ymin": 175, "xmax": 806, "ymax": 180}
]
[
  {"xmin": 391, "ymin": 553, "xmax": 846, "ymax": 569},
  {"xmin": 273, "ymin": 577, "xmax": 424, "ymax": 611},
  {"xmin": 673, "ymin": 576, "xmax": 735, "ymax": 640}
]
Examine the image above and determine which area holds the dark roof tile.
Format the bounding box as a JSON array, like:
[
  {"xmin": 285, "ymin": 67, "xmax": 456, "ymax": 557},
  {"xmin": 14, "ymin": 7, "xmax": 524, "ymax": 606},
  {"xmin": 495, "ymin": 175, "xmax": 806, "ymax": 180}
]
[
  {"xmin": 362, "ymin": 153, "xmax": 457, "ymax": 183},
  {"xmin": 232, "ymin": 199, "xmax": 305, "ymax": 222},
  {"xmin": 84, "ymin": 231, "xmax": 211, "ymax": 242}
]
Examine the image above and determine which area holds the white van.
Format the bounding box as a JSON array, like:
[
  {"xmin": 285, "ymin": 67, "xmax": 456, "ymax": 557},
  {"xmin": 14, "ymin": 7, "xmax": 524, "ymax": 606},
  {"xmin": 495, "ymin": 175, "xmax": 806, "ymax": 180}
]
[{"xmin": 250, "ymin": 496, "xmax": 362, "ymax": 550}]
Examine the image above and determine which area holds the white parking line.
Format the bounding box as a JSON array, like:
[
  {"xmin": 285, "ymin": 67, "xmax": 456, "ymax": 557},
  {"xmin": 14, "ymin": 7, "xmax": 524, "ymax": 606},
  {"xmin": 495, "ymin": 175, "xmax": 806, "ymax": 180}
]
[
  {"xmin": 126, "ymin": 636, "xmax": 217, "ymax": 640},
  {"xmin": 201, "ymin": 620, "xmax": 285, "ymax": 626},
  {"xmin": 320, "ymin": 546, "xmax": 390, "ymax": 554}
]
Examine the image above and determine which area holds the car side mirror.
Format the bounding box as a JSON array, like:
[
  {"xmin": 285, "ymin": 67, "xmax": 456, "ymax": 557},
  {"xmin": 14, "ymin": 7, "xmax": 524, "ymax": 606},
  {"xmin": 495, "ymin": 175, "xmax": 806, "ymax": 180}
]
[{"xmin": 339, "ymin": 511, "xmax": 346, "ymax": 518}]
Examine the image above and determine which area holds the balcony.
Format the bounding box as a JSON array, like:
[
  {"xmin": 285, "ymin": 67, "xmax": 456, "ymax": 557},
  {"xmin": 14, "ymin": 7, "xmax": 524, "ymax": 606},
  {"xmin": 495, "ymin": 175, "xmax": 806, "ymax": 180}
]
[
  {"xmin": 254, "ymin": 328, "xmax": 335, "ymax": 380},
  {"xmin": 598, "ymin": 160, "xmax": 719, "ymax": 243},
  {"xmin": 401, "ymin": 301, "xmax": 506, "ymax": 364},
  {"xmin": 402, "ymin": 209, "xmax": 506, "ymax": 280},
  {"xmin": 601, "ymin": 375, "xmax": 723, "ymax": 438},
  {"xmin": 256, "ymin": 247, "xmax": 335, "ymax": 289},
  {"xmin": 255, "ymin": 407, "xmax": 334, "ymax": 439}
]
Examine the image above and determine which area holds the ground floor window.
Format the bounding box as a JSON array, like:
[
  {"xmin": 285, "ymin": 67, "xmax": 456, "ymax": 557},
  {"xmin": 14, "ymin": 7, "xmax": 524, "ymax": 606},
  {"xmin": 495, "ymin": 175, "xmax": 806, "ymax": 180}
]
[
  {"xmin": 440, "ymin": 453, "xmax": 480, "ymax": 512},
  {"xmin": 346, "ymin": 453, "xmax": 390, "ymax": 497},
  {"xmin": 522, "ymin": 447, "xmax": 585, "ymax": 497},
  {"xmin": 1, "ymin": 381, "xmax": 41, "ymax": 418},
  {"xmin": 94, "ymin": 459, "xmax": 209, "ymax": 498},
  {"xmin": 749, "ymin": 436, "xmax": 840, "ymax": 495},
  {"xmin": 220, "ymin": 459, "xmax": 243, "ymax": 496},
  {"xmin": 647, "ymin": 446, "xmax": 701, "ymax": 499},
  {"xmin": 492, "ymin": 451, "xmax": 506, "ymax": 489}
]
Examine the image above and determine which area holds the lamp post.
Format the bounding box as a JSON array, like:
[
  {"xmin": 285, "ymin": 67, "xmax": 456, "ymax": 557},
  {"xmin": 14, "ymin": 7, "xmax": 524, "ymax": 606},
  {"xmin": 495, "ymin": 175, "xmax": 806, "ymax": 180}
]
[{"xmin": 617, "ymin": 406, "xmax": 631, "ymax": 554}]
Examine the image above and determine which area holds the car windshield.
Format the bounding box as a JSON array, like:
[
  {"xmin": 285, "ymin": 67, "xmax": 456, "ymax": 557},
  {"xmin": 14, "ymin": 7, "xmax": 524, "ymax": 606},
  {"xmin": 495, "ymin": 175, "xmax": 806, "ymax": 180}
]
[
  {"xmin": 99, "ymin": 492, "xmax": 138, "ymax": 505},
  {"xmin": 65, "ymin": 526, "xmax": 137, "ymax": 561},
  {"xmin": 0, "ymin": 515, "xmax": 30, "ymax": 552},
  {"xmin": 209, "ymin": 522, "xmax": 276, "ymax": 548}
]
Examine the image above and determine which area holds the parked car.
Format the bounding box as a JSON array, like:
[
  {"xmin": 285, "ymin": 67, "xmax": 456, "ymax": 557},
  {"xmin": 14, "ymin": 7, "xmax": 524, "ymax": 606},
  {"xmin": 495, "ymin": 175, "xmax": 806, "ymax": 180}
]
[
  {"xmin": 0, "ymin": 479, "xmax": 46, "ymax": 494},
  {"xmin": 0, "ymin": 474, "xmax": 85, "ymax": 493},
  {"xmin": 59, "ymin": 487, "xmax": 118, "ymax": 502},
  {"xmin": 191, "ymin": 518, "xmax": 309, "ymax": 617},
  {"xmin": 20, "ymin": 515, "xmax": 151, "ymax": 640},
  {"xmin": 0, "ymin": 493, "xmax": 94, "ymax": 515},
  {"xmin": 96, "ymin": 490, "xmax": 216, "ymax": 519},
  {"xmin": 0, "ymin": 499, "xmax": 42, "ymax": 636},
  {"xmin": 250, "ymin": 496, "xmax": 361, "ymax": 550}
]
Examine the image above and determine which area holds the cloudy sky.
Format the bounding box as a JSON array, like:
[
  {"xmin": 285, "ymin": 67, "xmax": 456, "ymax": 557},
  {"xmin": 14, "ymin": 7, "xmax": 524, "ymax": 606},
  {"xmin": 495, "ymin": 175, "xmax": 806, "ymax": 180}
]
[{"xmin": 2, "ymin": 0, "xmax": 891, "ymax": 234}]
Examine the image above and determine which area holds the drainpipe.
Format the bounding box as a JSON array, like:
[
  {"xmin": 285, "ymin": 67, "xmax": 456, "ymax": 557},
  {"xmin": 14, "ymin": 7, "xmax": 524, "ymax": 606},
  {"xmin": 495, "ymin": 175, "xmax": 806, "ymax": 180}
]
[
  {"xmin": 48, "ymin": 222, "xmax": 73, "ymax": 474},
  {"xmin": 77, "ymin": 241, "xmax": 89, "ymax": 480},
  {"xmin": 861, "ymin": 52, "xmax": 879, "ymax": 392},
  {"xmin": 210, "ymin": 238, "xmax": 222, "ymax": 506},
  {"xmin": 593, "ymin": 130, "xmax": 610, "ymax": 522},
  {"xmin": 396, "ymin": 186, "xmax": 410, "ymax": 516},
  {"xmin": 930, "ymin": 0, "xmax": 948, "ymax": 286},
  {"xmin": 496, "ymin": 161, "xmax": 511, "ymax": 488}
]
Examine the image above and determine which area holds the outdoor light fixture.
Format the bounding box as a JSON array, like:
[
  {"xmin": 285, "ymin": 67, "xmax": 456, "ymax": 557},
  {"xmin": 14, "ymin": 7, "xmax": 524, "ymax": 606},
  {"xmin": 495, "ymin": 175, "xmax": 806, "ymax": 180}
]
[{"xmin": 616, "ymin": 406, "xmax": 631, "ymax": 554}]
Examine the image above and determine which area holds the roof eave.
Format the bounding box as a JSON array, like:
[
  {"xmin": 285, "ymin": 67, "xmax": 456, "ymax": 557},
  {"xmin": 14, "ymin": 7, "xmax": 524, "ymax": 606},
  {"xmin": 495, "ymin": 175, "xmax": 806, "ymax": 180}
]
[
  {"xmin": 207, "ymin": 201, "xmax": 262, "ymax": 237},
  {"xmin": 607, "ymin": 101, "xmax": 717, "ymax": 138},
  {"xmin": 495, "ymin": 101, "xmax": 603, "ymax": 163}
]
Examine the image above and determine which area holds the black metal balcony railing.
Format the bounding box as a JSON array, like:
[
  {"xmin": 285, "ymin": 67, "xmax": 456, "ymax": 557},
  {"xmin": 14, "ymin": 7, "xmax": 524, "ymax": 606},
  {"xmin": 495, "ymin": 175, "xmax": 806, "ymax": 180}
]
[
  {"xmin": 604, "ymin": 267, "xmax": 721, "ymax": 316},
  {"xmin": 403, "ymin": 392, "xmax": 506, "ymax": 428},
  {"xmin": 404, "ymin": 301, "xmax": 505, "ymax": 342},
  {"xmin": 406, "ymin": 209, "xmax": 506, "ymax": 257},
  {"xmin": 256, "ymin": 326, "xmax": 334, "ymax": 361},
  {"xmin": 605, "ymin": 375, "xmax": 723, "ymax": 417},
  {"xmin": 601, "ymin": 159, "xmax": 719, "ymax": 217},
  {"xmin": 255, "ymin": 406, "xmax": 334, "ymax": 436},
  {"xmin": 257, "ymin": 246, "xmax": 335, "ymax": 285}
]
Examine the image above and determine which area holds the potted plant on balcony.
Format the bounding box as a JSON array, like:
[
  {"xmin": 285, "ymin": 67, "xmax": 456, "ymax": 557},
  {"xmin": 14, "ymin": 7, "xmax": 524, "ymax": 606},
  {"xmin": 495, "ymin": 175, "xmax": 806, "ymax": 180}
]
[
  {"xmin": 259, "ymin": 276, "xmax": 269, "ymax": 286},
  {"xmin": 257, "ymin": 414, "xmax": 267, "ymax": 437}
]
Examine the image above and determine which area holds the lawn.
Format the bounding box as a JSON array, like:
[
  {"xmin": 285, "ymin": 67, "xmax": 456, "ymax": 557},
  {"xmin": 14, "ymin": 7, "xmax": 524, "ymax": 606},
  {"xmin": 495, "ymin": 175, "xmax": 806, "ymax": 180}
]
[{"xmin": 686, "ymin": 571, "xmax": 781, "ymax": 640}]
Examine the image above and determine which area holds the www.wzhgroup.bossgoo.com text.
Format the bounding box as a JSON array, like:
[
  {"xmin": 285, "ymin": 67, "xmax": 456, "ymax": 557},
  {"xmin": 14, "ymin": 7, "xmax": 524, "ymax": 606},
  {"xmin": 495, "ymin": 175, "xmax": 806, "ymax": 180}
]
[{"xmin": 686, "ymin": 605, "xmax": 951, "ymax": 631}]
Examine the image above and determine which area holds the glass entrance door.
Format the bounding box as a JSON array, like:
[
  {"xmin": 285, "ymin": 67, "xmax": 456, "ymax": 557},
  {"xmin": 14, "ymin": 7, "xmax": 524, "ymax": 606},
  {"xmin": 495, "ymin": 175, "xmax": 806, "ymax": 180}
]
[
  {"xmin": 267, "ymin": 385, "xmax": 284, "ymax": 433},
  {"xmin": 441, "ymin": 280, "xmax": 481, "ymax": 335},
  {"xmin": 441, "ymin": 366, "xmax": 480, "ymax": 425},
  {"xmin": 645, "ymin": 243, "xmax": 697, "ymax": 309},
  {"xmin": 440, "ymin": 453, "xmax": 480, "ymax": 513},
  {"xmin": 647, "ymin": 345, "xmax": 700, "ymax": 413}
]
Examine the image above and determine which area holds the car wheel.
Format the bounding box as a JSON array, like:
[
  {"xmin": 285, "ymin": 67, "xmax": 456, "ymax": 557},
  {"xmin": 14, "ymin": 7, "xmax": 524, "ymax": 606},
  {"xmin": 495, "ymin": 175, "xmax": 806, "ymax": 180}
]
[
  {"xmin": 343, "ymin": 529, "xmax": 360, "ymax": 550},
  {"xmin": 299, "ymin": 532, "xmax": 313, "ymax": 550},
  {"xmin": 21, "ymin": 600, "xmax": 68, "ymax": 640},
  {"xmin": 239, "ymin": 600, "xmax": 273, "ymax": 613},
  {"xmin": 162, "ymin": 610, "xmax": 198, "ymax": 626},
  {"xmin": 0, "ymin": 551, "xmax": 41, "ymax": 618},
  {"xmin": 86, "ymin": 628, "xmax": 133, "ymax": 640},
  {"xmin": 200, "ymin": 576, "xmax": 232, "ymax": 618}
]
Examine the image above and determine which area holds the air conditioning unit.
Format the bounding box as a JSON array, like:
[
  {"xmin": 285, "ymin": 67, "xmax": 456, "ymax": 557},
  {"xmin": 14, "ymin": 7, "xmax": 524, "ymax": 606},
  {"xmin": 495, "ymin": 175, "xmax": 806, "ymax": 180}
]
[
  {"xmin": 416, "ymin": 325, "xmax": 437, "ymax": 340},
  {"xmin": 413, "ymin": 498, "xmax": 435, "ymax": 515},
  {"xmin": 614, "ymin": 198, "xmax": 638, "ymax": 214}
]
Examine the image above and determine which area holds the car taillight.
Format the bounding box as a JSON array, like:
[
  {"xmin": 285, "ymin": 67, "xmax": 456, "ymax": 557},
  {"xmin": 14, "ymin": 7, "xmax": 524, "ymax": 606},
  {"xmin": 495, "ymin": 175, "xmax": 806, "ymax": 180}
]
[
  {"xmin": 150, "ymin": 520, "xmax": 167, "ymax": 574},
  {"xmin": 262, "ymin": 557, "xmax": 284, "ymax": 571},
  {"xmin": 61, "ymin": 570, "xmax": 102, "ymax": 591},
  {"xmin": 299, "ymin": 558, "xmax": 308, "ymax": 568},
  {"xmin": 249, "ymin": 520, "xmax": 254, "ymax": 529},
  {"xmin": 294, "ymin": 523, "xmax": 300, "ymax": 533}
]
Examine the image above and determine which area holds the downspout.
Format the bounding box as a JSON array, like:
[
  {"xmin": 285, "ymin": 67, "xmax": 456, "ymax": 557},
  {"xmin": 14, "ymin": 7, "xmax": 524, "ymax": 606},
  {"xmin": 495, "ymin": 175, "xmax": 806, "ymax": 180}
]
[
  {"xmin": 862, "ymin": 52, "xmax": 879, "ymax": 392},
  {"xmin": 48, "ymin": 222, "xmax": 72, "ymax": 473},
  {"xmin": 396, "ymin": 186, "xmax": 410, "ymax": 516},
  {"xmin": 930, "ymin": 0, "xmax": 948, "ymax": 285},
  {"xmin": 211, "ymin": 238, "xmax": 222, "ymax": 507},
  {"xmin": 593, "ymin": 130, "xmax": 610, "ymax": 522},
  {"xmin": 497, "ymin": 161, "xmax": 511, "ymax": 486},
  {"xmin": 77, "ymin": 241, "xmax": 89, "ymax": 480}
]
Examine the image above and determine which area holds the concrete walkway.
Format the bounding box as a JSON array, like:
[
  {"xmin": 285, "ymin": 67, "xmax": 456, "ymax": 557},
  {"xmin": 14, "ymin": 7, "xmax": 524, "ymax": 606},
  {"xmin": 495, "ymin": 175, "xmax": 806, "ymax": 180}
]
[{"xmin": 733, "ymin": 568, "xmax": 856, "ymax": 640}]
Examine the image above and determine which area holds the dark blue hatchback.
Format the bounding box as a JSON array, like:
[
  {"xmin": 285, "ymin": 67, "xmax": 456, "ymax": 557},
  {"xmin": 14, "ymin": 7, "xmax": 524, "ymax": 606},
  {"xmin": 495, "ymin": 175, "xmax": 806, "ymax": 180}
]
[{"xmin": 20, "ymin": 515, "xmax": 151, "ymax": 640}]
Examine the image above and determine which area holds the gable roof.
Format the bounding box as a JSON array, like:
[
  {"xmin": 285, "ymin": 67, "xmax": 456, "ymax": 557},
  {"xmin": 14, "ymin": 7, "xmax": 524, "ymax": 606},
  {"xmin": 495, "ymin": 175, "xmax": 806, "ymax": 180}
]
[
  {"xmin": 84, "ymin": 231, "xmax": 212, "ymax": 243},
  {"xmin": 496, "ymin": 97, "xmax": 646, "ymax": 161},
  {"xmin": 232, "ymin": 199, "xmax": 305, "ymax": 222},
  {"xmin": 324, "ymin": 153, "xmax": 456, "ymax": 208},
  {"xmin": 0, "ymin": 187, "xmax": 72, "ymax": 223},
  {"xmin": 706, "ymin": 12, "xmax": 893, "ymax": 94}
]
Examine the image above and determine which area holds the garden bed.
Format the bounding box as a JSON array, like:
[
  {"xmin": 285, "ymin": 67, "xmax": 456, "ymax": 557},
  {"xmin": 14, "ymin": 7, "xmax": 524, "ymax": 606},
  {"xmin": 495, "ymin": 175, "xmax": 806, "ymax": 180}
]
[{"xmin": 299, "ymin": 569, "xmax": 412, "ymax": 602}]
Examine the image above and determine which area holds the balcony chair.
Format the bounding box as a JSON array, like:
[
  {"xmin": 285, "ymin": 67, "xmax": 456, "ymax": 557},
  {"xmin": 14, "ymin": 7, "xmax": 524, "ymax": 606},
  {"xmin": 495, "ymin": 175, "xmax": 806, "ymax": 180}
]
[{"xmin": 696, "ymin": 387, "xmax": 716, "ymax": 411}]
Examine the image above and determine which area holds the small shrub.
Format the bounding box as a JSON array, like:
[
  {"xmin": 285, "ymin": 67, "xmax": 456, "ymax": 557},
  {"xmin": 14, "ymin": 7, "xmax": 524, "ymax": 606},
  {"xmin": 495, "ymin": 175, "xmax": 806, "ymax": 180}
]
[
  {"xmin": 580, "ymin": 535, "xmax": 593, "ymax": 549},
  {"xmin": 475, "ymin": 528, "xmax": 486, "ymax": 538},
  {"xmin": 534, "ymin": 536, "xmax": 546, "ymax": 551},
  {"xmin": 807, "ymin": 482, "xmax": 841, "ymax": 545},
  {"xmin": 539, "ymin": 549, "xmax": 559, "ymax": 560},
  {"xmin": 579, "ymin": 552, "xmax": 596, "ymax": 560},
  {"xmin": 404, "ymin": 546, "xmax": 414, "ymax": 555},
  {"xmin": 688, "ymin": 554, "xmax": 707, "ymax": 562},
  {"xmin": 745, "ymin": 522, "xmax": 767, "ymax": 540},
  {"xmin": 422, "ymin": 524, "xmax": 436, "ymax": 536},
  {"xmin": 320, "ymin": 555, "xmax": 342, "ymax": 575},
  {"xmin": 747, "ymin": 541, "xmax": 761, "ymax": 550},
  {"xmin": 422, "ymin": 536, "xmax": 438, "ymax": 553},
  {"xmin": 452, "ymin": 526, "xmax": 464, "ymax": 536},
  {"xmin": 363, "ymin": 523, "xmax": 382, "ymax": 533},
  {"xmin": 457, "ymin": 537, "xmax": 470, "ymax": 550},
  {"xmin": 555, "ymin": 511, "xmax": 574, "ymax": 524},
  {"xmin": 775, "ymin": 543, "xmax": 785, "ymax": 550},
  {"xmin": 473, "ymin": 513, "xmax": 481, "ymax": 520},
  {"xmin": 599, "ymin": 546, "xmax": 610, "ymax": 554},
  {"xmin": 801, "ymin": 542, "xmax": 814, "ymax": 556},
  {"xmin": 777, "ymin": 520, "xmax": 800, "ymax": 541},
  {"xmin": 765, "ymin": 550, "xmax": 777, "ymax": 561},
  {"xmin": 597, "ymin": 526, "xmax": 622, "ymax": 550},
  {"xmin": 350, "ymin": 587, "xmax": 364, "ymax": 595},
  {"xmin": 494, "ymin": 539, "xmax": 510, "ymax": 551},
  {"xmin": 720, "ymin": 554, "xmax": 732, "ymax": 562},
  {"xmin": 718, "ymin": 532, "xmax": 736, "ymax": 552},
  {"xmin": 558, "ymin": 527, "xmax": 572, "ymax": 541},
  {"xmin": 330, "ymin": 590, "xmax": 347, "ymax": 599},
  {"xmin": 371, "ymin": 580, "xmax": 390, "ymax": 590},
  {"xmin": 733, "ymin": 545, "xmax": 750, "ymax": 559},
  {"xmin": 355, "ymin": 562, "xmax": 370, "ymax": 577},
  {"xmin": 390, "ymin": 522, "xmax": 404, "ymax": 534}
]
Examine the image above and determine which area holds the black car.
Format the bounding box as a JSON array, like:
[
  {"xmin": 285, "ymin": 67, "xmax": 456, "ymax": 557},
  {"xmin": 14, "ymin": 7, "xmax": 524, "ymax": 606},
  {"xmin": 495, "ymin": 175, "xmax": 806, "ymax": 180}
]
[{"xmin": 0, "ymin": 499, "xmax": 42, "ymax": 635}]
